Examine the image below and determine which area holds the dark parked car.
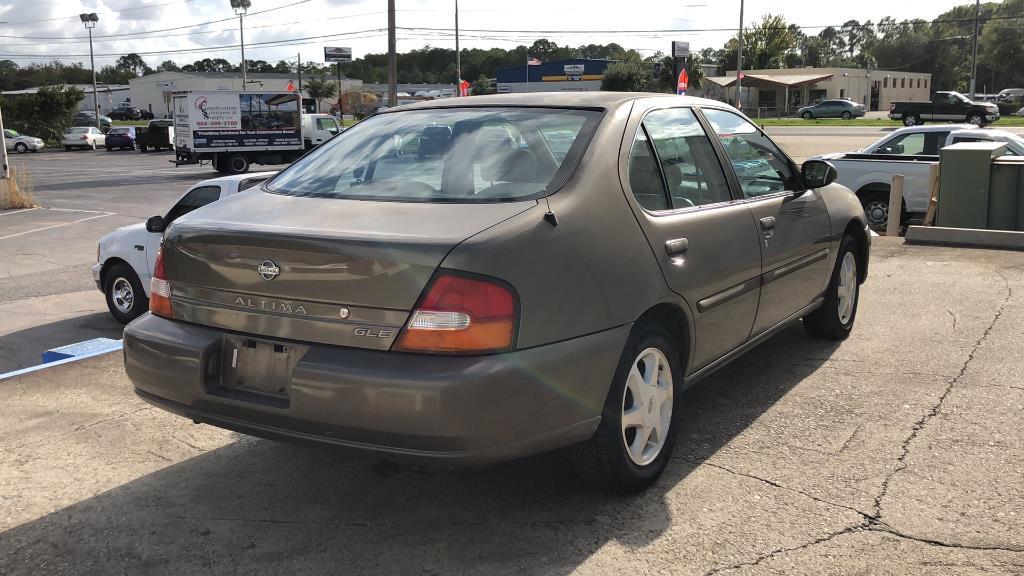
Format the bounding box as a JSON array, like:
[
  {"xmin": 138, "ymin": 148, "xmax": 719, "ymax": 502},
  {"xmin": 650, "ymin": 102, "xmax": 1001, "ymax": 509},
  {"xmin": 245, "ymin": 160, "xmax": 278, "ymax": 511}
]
[
  {"xmin": 73, "ymin": 111, "xmax": 112, "ymax": 132},
  {"xmin": 124, "ymin": 93, "xmax": 870, "ymax": 492},
  {"xmin": 140, "ymin": 109, "xmax": 155, "ymax": 120},
  {"xmin": 798, "ymin": 99, "xmax": 867, "ymax": 120},
  {"xmin": 105, "ymin": 126, "xmax": 137, "ymax": 151},
  {"xmin": 889, "ymin": 91, "xmax": 1000, "ymax": 126},
  {"xmin": 108, "ymin": 106, "xmax": 143, "ymax": 121}
]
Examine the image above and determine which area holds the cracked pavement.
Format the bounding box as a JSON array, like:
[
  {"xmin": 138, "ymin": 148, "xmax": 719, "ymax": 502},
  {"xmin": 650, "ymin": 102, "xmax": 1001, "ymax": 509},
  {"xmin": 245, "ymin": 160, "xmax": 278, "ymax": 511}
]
[{"xmin": 1, "ymin": 238, "xmax": 1022, "ymax": 575}]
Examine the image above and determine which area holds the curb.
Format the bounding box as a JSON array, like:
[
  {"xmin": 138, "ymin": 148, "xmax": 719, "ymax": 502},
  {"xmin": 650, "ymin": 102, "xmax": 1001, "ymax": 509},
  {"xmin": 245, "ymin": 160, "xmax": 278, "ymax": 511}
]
[{"xmin": 905, "ymin": 226, "xmax": 1024, "ymax": 251}]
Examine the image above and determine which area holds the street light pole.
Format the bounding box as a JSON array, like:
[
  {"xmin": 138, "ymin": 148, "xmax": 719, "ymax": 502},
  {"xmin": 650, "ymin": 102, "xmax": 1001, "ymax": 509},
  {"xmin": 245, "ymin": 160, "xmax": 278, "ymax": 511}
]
[
  {"xmin": 455, "ymin": 0, "xmax": 461, "ymax": 96},
  {"xmin": 969, "ymin": 0, "xmax": 979, "ymax": 100},
  {"xmin": 387, "ymin": 0, "xmax": 397, "ymax": 107},
  {"xmin": 80, "ymin": 13, "xmax": 100, "ymax": 130},
  {"xmin": 230, "ymin": 0, "xmax": 251, "ymax": 88},
  {"xmin": 735, "ymin": 0, "xmax": 744, "ymax": 109}
]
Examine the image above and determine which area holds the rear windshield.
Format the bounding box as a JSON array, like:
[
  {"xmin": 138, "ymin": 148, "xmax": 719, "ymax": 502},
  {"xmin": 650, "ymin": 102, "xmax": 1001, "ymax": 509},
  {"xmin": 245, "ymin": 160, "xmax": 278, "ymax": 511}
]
[
  {"xmin": 109, "ymin": 127, "xmax": 131, "ymax": 134},
  {"xmin": 68, "ymin": 127, "xmax": 90, "ymax": 133},
  {"xmin": 265, "ymin": 107, "xmax": 602, "ymax": 202}
]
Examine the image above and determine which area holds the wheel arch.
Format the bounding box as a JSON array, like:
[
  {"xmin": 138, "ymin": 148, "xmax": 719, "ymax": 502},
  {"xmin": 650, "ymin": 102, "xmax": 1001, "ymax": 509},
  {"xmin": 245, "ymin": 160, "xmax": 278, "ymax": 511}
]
[
  {"xmin": 99, "ymin": 257, "xmax": 138, "ymax": 288},
  {"xmin": 634, "ymin": 302, "xmax": 692, "ymax": 376},
  {"xmin": 842, "ymin": 220, "xmax": 870, "ymax": 283}
]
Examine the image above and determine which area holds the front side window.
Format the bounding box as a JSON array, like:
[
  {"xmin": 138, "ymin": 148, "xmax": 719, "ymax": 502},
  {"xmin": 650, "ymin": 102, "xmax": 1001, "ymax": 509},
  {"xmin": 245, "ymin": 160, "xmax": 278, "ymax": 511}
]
[
  {"xmin": 876, "ymin": 131, "xmax": 949, "ymax": 156},
  {"xmin": 642, "ymin": 108, "xmax": 732, "ymax": 208},
  {"xmin": 702, "ymin": 108, "xmax": 796, "ymax": 198},
  {"xmin": 165, "ymin": 185, "xmax": 222, "ymax": 224},
  {"xmin": 266, "ymin": 107, "xmax": 600, "ymax": 203}
]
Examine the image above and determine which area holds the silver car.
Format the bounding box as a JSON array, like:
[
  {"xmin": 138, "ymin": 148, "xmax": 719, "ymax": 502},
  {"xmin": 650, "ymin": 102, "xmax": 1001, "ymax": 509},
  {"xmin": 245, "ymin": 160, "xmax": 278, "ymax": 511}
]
[
  {"xmin": 4, "ymin": 129, "xmax": 45, "ymax": 153},
  {"xmin": 124, "ymin": 93, "xmax": 870, "ymax": 492}
]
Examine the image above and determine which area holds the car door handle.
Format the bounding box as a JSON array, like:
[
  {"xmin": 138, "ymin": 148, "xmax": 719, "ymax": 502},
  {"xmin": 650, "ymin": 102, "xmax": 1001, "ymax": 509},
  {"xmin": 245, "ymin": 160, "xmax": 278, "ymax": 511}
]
[
  {"xmin": 665, "ymin": 238, "xmax": 689, "ymax": 258},
  {"xmin": 759, "ymin": 216, "xmax": 776, "ymax": 230}
]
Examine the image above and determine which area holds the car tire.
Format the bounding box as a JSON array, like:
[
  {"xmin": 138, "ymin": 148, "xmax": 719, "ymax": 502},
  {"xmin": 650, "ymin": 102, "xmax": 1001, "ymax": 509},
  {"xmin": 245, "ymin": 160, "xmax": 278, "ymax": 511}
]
[
  {"xmin": 106, "ymin": 146, "xmax": 113, "ymax": 152},
  {"xmin": 842, "ymin": 111, "xmax": 853, "ymax": 120},
  {"xmin": 64, "ymin": 146, "xmax": 72, "ymax": 151},
  {"xmin": 14, "ymin": 142, "xmax": 28, "ymax": 153},
  {"xmin": 903, "ymin": 114, "xmax": 920, "ymax": 127},
  {"xmin": 226, "ymin": 153, "xmax": 250, "ymax": 174},
  {"xmin": 802, "ymin": 111, "xmax": 813, "ymax": 120},
  {"xmin": 103, "ymin": 263, "xmax": 149, "ymax": 324},
  {"xmin": 90, "ymin": 141, "xmax": 97, "ymax": 150},
  {"xmin": 859, "ymin": 190, "xmax": 903, "ymax": 232},
  {"xmin": 967, "ymin": 113, "xmax": 984, "ymax": 126},
  {"xmin": 804, "ymin": 236, "xmax": 860, "ymax": 340},
  {"xmin": 139, "ymin": 145, "xmax": 148, "ymax": 153},
  {"xmin": 571, "ymin": 323, "xmax": 682, "ymax": 493}
]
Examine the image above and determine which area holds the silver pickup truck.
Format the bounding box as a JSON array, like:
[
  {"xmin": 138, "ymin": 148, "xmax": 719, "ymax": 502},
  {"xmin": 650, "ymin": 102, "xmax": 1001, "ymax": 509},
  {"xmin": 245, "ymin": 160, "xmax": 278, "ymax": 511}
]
[{"xmin": 812, "ymin": 124, "xmax": 1024, "ymax": 229}]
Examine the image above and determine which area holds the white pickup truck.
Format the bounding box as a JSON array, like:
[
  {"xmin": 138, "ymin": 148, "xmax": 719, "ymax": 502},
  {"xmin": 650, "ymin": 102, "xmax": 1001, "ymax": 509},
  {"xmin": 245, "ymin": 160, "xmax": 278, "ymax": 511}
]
[{"xmin": 812, "ymin": 124, "xmax": 1024, "ymax": 229}]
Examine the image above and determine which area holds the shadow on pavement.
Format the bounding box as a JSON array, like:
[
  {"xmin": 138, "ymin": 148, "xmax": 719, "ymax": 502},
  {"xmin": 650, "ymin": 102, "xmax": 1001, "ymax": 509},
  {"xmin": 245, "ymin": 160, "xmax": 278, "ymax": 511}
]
[
  {"xmin": 0, "ymin": 325, "xmax": 839, "ymax": 574},
  {"xmin": 0, "ymin": 312, "xmax": 123, "ymax": 373}
]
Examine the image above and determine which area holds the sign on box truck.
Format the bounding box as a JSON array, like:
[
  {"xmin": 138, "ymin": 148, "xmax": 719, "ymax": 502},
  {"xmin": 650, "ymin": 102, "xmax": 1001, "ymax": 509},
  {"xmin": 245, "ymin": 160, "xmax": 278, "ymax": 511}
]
[{"xmin": 173, "ymin": 91, "xmax": 305, "ymax": 174}]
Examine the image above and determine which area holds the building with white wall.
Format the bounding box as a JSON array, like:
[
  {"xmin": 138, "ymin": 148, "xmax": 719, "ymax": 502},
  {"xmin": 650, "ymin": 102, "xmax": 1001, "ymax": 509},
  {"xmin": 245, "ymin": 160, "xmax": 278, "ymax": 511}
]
[{"xmin": 702, "ymin": 67, "xmax": 933, "ymax": 116}]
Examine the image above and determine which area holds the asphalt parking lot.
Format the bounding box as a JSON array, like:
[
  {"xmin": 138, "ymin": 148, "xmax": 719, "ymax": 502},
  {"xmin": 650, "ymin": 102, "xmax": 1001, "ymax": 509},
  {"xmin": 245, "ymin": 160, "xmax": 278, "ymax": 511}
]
[
  {"xmin": 0, "ymin": 149, "xmax": 286, "ymax": 373},
  {"xmin": 1, "ymin": 238, "xmax": 1022, "ymax": 574}
]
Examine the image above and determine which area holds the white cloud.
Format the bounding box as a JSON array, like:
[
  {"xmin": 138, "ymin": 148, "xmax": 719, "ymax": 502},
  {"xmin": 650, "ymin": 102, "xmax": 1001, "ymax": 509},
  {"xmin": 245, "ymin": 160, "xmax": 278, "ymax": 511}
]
[{"xmin": 0, "ymin": 0, "xmax": 973, "ymax": 69}]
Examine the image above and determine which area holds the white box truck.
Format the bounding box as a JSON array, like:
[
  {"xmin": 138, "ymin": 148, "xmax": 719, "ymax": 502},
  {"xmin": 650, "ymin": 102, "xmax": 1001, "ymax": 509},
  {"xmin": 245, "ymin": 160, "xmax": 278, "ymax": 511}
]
[{"xmin": 172, "ymin": 91, "xmax": 309, "ymax": 174}]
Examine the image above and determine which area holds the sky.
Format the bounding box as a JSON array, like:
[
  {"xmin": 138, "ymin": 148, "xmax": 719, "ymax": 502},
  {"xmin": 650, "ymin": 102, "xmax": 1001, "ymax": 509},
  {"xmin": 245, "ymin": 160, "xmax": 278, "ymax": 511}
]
[{"xmin": 0, "ymin": 0, "xmax": 977, "ymax": 70}]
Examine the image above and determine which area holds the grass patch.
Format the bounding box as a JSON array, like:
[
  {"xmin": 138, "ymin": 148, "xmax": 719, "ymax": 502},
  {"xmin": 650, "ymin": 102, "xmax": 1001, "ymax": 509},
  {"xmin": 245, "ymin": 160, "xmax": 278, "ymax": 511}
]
[
  {"xmin": 756, "ymin": 117, "xmax": 1024, "ymax": 127},
  {"xmin": 0, "ymin": 167, "xmax": 36, "ymax": 210},
  {"xmin": 112, "ymin": 120, "xmax": 150, "ymax": 127}
]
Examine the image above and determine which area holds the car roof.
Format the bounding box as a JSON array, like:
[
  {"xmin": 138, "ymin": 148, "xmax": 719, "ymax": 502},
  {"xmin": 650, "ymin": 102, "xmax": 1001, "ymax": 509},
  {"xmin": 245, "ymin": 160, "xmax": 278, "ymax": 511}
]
[
  {"xmin": 950, "ymin": 128, "xmax": 1019, "ymax": 139},
  {"xmin": 888, "ymin": 124, "xmax": 975, "ymax": 135},
  {"xmin": 193, "ymin": 171, "xmax": 278, "ymax": 187},
  {"xmin": 384, "ymin": 92, "xmax": 730, "ymax": 113}
]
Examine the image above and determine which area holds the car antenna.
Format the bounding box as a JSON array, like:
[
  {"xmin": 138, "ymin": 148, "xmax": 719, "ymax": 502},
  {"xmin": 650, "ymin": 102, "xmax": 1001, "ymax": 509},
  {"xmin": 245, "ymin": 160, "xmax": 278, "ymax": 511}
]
[{"xmin": 543, "ymin": 196, "xmax": 557, "ymax": 227}]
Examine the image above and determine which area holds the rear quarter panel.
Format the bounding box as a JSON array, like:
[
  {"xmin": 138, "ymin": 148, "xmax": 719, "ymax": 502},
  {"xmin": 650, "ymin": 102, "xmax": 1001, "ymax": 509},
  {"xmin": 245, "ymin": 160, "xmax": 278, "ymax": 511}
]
[{"xmin": 831, "ymin": 158, "xmax": 934, "ymax": 213}]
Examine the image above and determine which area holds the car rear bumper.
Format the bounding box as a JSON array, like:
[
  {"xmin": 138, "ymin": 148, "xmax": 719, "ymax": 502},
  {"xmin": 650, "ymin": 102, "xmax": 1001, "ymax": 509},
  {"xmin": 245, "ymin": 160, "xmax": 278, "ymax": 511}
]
[{"xmin": 123, "ymin": 314, "xmax": 628, "ymax": 466}]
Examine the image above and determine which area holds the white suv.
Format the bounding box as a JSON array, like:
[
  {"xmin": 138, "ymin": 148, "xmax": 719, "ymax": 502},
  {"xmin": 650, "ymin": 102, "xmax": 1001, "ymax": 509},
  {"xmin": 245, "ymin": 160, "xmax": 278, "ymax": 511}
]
[{"xmin": 92, "ymin": 172, "xmax": 276, "ymax": 323}]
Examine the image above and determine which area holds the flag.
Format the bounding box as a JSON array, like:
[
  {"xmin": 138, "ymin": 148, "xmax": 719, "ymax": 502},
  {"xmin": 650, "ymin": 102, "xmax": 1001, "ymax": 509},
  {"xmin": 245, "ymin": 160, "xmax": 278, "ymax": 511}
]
[
  {"xmin": 527, "ymin": 57, "xmax": 542, "ymax": 65},
  {"xmin": 286, "ymin": 80, "xmax": 296, "ymax": 92},
  {"xmin": 676, "ymin": 69, "xmax": 689, "ymax": 95}
]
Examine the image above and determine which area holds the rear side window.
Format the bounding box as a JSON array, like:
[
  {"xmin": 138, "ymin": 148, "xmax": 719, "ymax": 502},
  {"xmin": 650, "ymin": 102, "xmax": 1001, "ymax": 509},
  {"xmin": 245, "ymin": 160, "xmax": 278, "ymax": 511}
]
[
  {"xmin": 627, "ymin": 130, "xmax": 669, "ymax": 211},
  {"xmin": 266, "ymin": 107, "xmax": 601, "ymax": 203},
  {"xmin": 165, "ymin": 185, "xmax": 222, "ymax": 224},
  {"xmin": 702, "ymin": 108, "xmax": 796, "ymax": 198},
  {"xmin": 643, "ymin": 108, "xmax": 732, "ymax": 208}
]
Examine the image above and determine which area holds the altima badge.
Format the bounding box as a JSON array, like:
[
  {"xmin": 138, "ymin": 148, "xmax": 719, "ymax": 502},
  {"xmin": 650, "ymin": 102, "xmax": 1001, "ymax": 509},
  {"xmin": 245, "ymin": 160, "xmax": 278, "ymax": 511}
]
[{"xmin": 258, "ymin": 260, "xmax": 280, "ymax": 280}]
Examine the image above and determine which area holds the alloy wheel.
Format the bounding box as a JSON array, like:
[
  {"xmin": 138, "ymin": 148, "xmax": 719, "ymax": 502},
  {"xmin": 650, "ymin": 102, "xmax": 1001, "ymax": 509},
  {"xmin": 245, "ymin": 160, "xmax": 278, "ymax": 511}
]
[
  {"xmin": 621, "ymin": 347, "xmax": 673, "ymax": 467},
  {"xmin": 837, "ymin": 252, "xmax": 858, "ymax": 324},
  {"xmin": 864, "ymin": 200, "xmax": 888, "ymax": 228}
]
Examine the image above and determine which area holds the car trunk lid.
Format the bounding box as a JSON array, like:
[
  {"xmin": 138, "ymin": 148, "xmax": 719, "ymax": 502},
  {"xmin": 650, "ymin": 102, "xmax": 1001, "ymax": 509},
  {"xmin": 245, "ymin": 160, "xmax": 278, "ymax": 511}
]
[{"xmin": 161, "ymin": 190, "xmax": 534, "ymax": 350}]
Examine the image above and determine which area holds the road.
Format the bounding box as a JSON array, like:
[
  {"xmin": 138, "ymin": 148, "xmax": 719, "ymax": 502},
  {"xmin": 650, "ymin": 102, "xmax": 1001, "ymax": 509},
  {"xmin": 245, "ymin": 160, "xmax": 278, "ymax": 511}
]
[{"xmin": 1, "ymin": 238, "xmax": 1022, "ymax": 574}]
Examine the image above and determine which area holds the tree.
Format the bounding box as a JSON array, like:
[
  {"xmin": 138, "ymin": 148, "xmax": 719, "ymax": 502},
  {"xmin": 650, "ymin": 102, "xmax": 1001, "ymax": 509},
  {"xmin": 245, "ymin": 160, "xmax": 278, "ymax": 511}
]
[
  {"xmin": 4, "ymin": 85, "xmax": 85, "ymax": 142},
  {"xmin": 471, "ymin": 74, "xmax": 490, "ymax": 95},
  {"xmin": 601, "ymin": 61, "xmax": 653, "ymax": 92},
  {"xmin": 156, "ymin": 60, "xmax": 179, "ymax": 72},
  {"xmin": 115, "ymin": 53, "xmax": 151, "ymax": 77},
  {"xmin": 305, "ymin": 74, "xmax": 337, "ymax": 112}
]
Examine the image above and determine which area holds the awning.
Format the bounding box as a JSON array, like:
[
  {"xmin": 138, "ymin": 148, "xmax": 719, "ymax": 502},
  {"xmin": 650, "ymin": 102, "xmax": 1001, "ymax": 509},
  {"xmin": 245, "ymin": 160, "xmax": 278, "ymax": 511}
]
[{"xmin": 705, "ymin": 73, "xmax": 834, "ymax": 88}]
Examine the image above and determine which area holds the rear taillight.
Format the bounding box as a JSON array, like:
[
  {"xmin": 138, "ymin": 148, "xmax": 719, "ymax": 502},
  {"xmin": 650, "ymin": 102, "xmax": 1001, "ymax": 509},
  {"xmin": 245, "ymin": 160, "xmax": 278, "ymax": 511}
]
[
  {"xmin": 80, "ymin": 135, "xmax": 89, "ymax": 140},
  {"xmin": 149, "ymin": 246, "xmax": 173, "ymax": 318},
  {"xmin": 394, "ymin": 272, "xmax": 517, "ymax": 354}
]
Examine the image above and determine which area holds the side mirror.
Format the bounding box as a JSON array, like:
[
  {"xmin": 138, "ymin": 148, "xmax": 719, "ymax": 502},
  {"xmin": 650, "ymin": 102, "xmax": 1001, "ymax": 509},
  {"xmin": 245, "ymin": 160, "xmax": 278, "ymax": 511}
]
[
  {"xmin": 145, "ymin": 215, "xmax": 166, "ymax": 233},
  {"xmin": 801, "ymin": 160, "xmax": 838, "ymax": 189}
]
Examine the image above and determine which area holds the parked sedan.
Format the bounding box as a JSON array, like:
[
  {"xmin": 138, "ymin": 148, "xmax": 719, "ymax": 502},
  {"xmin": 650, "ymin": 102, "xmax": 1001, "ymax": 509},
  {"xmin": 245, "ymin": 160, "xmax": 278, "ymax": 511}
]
[
  {"xmin": 108, "ymin": 106, "xmax": 142, "ymax": 121},
  {"xmin": 798, "ymin": 99, "xmax": 867, "ymax": 120},
  {"xmin": 3, "ymin": 129, "xmax": 44, "ymax": 153},
  {"xmin": 123, "ymin": 93, "xmax": 870, "ymax": 492},
  {"xmin": 62, "ymin": 126, "xmax": 105, "ymax": 150},
  {"xmin": 93, "ymin": 172, "xmax": 277, "ymax": 323},
  {"xmin": 73, "ymin": 111, "xmax": 112, "ymax": 132},
  {"xmin": 105, "ymin": 126, "xmax": 137, "ymax": 151}
]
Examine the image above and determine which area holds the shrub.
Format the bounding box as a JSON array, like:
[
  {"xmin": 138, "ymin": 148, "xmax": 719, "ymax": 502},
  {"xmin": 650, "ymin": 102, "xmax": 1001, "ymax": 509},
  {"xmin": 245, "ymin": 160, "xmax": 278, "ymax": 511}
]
[{"xmin": 3, "ymin": 85, "xmax": 85, "ymax": 142}]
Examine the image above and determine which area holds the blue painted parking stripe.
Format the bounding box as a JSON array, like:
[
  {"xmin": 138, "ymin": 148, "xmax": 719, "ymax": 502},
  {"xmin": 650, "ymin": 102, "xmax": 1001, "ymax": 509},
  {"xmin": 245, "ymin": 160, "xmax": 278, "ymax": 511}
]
[{"xmin": 0, "ymin": 341, "xmax": 123, "ymax": 382}]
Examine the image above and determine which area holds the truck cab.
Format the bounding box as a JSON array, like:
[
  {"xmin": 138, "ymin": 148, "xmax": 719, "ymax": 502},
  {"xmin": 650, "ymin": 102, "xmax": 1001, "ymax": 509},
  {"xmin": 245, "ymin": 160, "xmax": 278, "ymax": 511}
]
[{"xmin": 300, "ymin": 113, "xmax": 342, "ymax": 149}]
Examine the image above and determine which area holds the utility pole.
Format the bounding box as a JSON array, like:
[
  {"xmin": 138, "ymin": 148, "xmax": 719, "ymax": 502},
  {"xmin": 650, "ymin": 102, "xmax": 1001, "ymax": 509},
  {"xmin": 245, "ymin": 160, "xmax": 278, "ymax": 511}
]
[
  {"xmin": 387, "ymin": 0, "xmax": 397, "ymax": 108},
  {"xmin": 969, "ymin": 0, "xmax": 979, "ymax": 100},
  {"xmin": 80, "ymin": 13, "xmax": 100, "ymax": 130},
  {"xmin": 0, "ymin": 100, "xmax": 9, "ymax": 180},
  {"xmin": 455, "ymin": 0, "xmax": 461, "ymax": 96},
  {"xmin": 297, "ymin": 52, "xmax": 302, "ymax": 93},
  {"xmin": 735, "ymin": 0, "xmax": 744, "ymax": 109}
]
